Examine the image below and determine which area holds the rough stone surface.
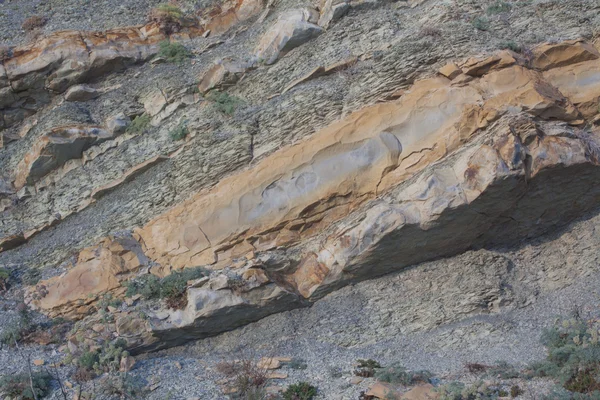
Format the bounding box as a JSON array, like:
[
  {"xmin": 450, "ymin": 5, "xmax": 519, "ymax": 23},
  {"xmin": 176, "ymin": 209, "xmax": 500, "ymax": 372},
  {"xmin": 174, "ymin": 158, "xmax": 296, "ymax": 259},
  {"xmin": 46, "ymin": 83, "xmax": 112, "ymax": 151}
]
[{"xmin": 0, "ymin": 2, "xmax": 600, "ymax": 398}]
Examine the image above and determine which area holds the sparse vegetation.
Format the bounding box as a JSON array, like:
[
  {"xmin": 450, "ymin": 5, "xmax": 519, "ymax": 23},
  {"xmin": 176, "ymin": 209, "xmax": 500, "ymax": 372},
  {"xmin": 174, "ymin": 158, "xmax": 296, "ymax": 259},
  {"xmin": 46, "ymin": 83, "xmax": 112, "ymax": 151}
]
[
  {"xmin": 0, "ymin": 267, "xmax": 9, "ymax": 291},
  {"xmin": 374, "ymin": 362, "xmax": 433, "ymax": 385},
  {"xmin": 170, "ymin": 120, "xmax": 189, "ymax": 141},
  {"xmin": 216, "ymin": 359, "xmax": 268, "ymax": 399},
  {"xmin": 487, "ymin": 1, "xmax": 512, "ymax": 15},
  {"xmin": 419, "ymin": 26, "xmax": 442, "ymax": 37},
  {"xmin": 148, "ymin": 4, "xmax": 185, "ymax": 34},
  {"xmin": 488, "ymin": 361, "xmax": 520, "ymax": 379},
  {"xmin": 472, "ymin": 17, "xmax": 490, "ymax": 31},
  {"xmin": 436, "ymin": 380, "xmax": 508, "ymax": 400},
  {"xmin": 98, "ymin": 372, "xmax": 147, "ymax": 399},
  {"xmin": 282, "ymin": 381, "xmax": 318, "ymax": 400},
  {"xmin": 0, "ymin": 371, "xmax": 53, "ymax": 400},
  {"xmin": 0, "ymin": 46, "xmax": 11, "ymax": 61},
  {"xmin": 72, "ymin": 338, "xmax": 129, "ymax": 381},
  {"xmin": 22, "ymin": 15, "xmax": 47, "ymax": 32},
  {"xmin": 499, "ymin": 40, "xmax": 522, "ymax": 53},
  {"xmin": 206, "ymin": 90, "xmax": 245, "ymax": 116},
  {"xmin": 124, "ymin": 267, "xmax": 209, "ymax": 309},
  {"xmin": 0, "ymin": 306, "xmax": 32, "ymax": 346},
  {"xmin": 158, "ymin": 40, "xmax": 192, "ymax": 63},
  {"xmin": 126, "ymin": 114, "xmax": 151, "ymax": 135},
  {"xmin": 354, "ymin": 359, "xmax": 382, "ymax": 377},
  {"xmin": 526, "ymin": 317, "xmax": 600, "ymax": 395}
]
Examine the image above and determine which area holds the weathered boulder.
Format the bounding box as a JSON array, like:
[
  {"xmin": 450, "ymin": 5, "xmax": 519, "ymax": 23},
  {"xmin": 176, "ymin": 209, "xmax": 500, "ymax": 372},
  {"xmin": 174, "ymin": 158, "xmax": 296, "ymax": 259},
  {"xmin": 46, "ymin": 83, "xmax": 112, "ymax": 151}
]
[{"xmin": 255, "ymin": 9, "xmax": 324, "ymax": 65}]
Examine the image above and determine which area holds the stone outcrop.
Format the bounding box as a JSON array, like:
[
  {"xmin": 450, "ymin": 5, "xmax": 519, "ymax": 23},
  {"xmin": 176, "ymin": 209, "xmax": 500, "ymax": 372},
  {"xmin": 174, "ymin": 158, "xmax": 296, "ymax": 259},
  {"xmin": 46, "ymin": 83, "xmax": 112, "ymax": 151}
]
[
  {"xmin": 23, "ymin": 39, "xmax": 600, "ymax": 352},
  {"xmin": 254, "ymin": 8, "xmax": 324, "ymax": 65},
  {"xmin": 0, "ymin": 0, "xmax": 264, "ymax": 138},
  {"xmin": 14, "ymin": 125, "xmax": 114, "ymax": 190}
]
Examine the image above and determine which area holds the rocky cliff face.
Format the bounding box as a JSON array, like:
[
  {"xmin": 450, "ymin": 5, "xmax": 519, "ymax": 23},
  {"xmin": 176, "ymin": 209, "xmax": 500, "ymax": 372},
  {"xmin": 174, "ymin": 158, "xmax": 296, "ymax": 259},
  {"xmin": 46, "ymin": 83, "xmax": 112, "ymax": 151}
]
[{"xmin": 1, "ymin": 0, "xmax": 600, "ymax": 397}]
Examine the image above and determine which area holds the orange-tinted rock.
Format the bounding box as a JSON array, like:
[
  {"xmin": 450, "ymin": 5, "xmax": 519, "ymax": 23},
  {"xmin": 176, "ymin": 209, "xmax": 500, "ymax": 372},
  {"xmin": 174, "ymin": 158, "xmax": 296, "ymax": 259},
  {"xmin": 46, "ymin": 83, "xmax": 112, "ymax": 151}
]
[
  {"xmin": 26, "ymin": 237, "xmax": 144, "ymax": 317},
  {"xmin": 532, "ymin": 39, "xmax": 600, "ymax": 71}
]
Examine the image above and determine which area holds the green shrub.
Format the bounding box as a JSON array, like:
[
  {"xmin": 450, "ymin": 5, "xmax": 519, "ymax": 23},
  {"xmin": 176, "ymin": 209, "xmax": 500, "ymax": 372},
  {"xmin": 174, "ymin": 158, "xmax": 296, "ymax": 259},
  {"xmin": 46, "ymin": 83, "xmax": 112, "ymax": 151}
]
[
  {"xmin": 206, "ymin": 90, "xmax": 245, "ymax": 116},
  {"xmin": 126, "ymin": 114, "xmax": 151, "ymax": 135},
  {"xmin": 99, "ymin": 372, "xmax": 147, "ymax": 398},
  {"xmin": 0, "ymin": 371, "xmax": 53, "ymax": 400},
  {"xmin": 436, "ymin": 381, "xmax": 505, "ymax": 400},
  {"xmin": 78, "ymin": 350, "xmax": 100, "ymax": 370},
  {"xmin": 488, "ymin": 361, "xmax": 520, "ymax": 379},
  {"xmin": 283, "ymin": 382, "xmax": 318, "ymax": 400},
  {"xmin": 487, "ymin": 1, "xmax": 512, "ymax": 15},
  {"xmin": 0, "ymin": 267, "xmax": 9, "ymax": 291},
  {"xmin": 125, "ymin": 267, "xmax": 209, "ymax": 309},
  {"xmin": 148, "ymin": 4, "xmax": 186, "ymax": 34},
  {"xmin": 158, "ymin": 40, "xmax": 192, "ymax": 63},
  {"xmin": 374, "ymin": 362, "xmax": 433, "ymax": 385},
  {"xmin": 0, "ymin": 308, "xmax": 32, "ymax": 346},
  {"xmin": 527, "ymin": 318, "xmax": 600, "ymax": 394},
  {"xmin": 472, "ymin": 17, "xmax": 490, "ymax": 31},
  {"xmin": 170, "ymin": 121, "xmax": 189, "ymax": 141},
  {"xmin": 499, "ymin": 40, "xmax": 522, "ymax": 53}
]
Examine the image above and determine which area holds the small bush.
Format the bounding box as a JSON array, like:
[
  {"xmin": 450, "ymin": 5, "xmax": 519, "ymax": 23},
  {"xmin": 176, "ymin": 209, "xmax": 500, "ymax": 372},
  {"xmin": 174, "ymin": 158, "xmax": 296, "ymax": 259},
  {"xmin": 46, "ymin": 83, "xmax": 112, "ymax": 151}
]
[
  {"xmin": 472, "ymin": 17, "xmax": 490, "ymax": 31},
  {"xmin": 466, "ymin": 363, "xmax": 490, "ymax": 374},
  {"xmin": 148, "ymin": 4, "xmax": 185, "ymax": 34},
  {"xmin": 0, "ymin": 307, "xmax": 32, "ymax": 346},
  {"xmin": 374, "ymin": 362, "xmax": 433, "ymax": 385},
  {"xmin": 206, "ymin": 90, "xmax": 245, "ymax": 116},
  {"xmin": 158, "ymin": 40, "xmax": 192, "ymax": 63},
  {"xmin": 99, "ymin": 373, "xmax": 147, "ymax": 398},
  {"xmin": 73, "ymin": 338, "xmax": 128, "ymax": 381},
  {"xmin": 436, "ymin": 381, "xmax": 506, "ymax": 400},
  {"xmin": 125, "ymin": 267, "xmax": 209, "ymax": 309},
  {"xmin": 170, "ymin": 121, "xmax": 189, "ymax": 141},
  {"xmin": 283, "ymin": 382, "xmax": 318, "ymax": 400},
  {"xmin": 526, "ymin": 318, "xmax": 600, "ymax": 395},
  {"xmin": 126, "ymin": 114, "xmax": 151, "ymax": 135},
  {"xmin": 0, "ymin": 371, "xmax": 53, "ymax": 400},
  {"xmin": 22, "ymin": 15, "xmax": 47, "ymax": 32},
  {"xmin": 419, "ymin": 26, "xmax": 442, "ymax": 37},
  {"xmin": 488, "ymin": 361, "xmax": 520, "ymax": 379},
  {"xmin": 499, "ymin": 40, "xmax": 522, "ymax": 53},
  {"xmin": 0, "ymin": 267, "xmax": 9, "ymax": 291},
  {"xmin": 354, "ymin": 359, "xmax": 382, "ymax": 377},
  {"xmin": 0, "ymin": 46, "xmax": 11, "ymax": 61},
  {"xmin": 487, "ymin": 1, "xmax": 512, "ymax": 15},
  {"xmin": 217, "ymin": 359, "xmax": 268, "ymax": 398}
]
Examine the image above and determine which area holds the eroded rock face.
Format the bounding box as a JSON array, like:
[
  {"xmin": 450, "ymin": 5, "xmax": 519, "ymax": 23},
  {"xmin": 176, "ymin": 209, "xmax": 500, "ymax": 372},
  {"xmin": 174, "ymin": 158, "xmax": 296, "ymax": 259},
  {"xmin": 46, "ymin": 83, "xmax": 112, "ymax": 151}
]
[
  {"xmin": 255, "ymin": 8, "xmax": 324, "ymax": 65},
  {"xmin": 14, "ymin": 125, "xmax": 113, "ymax": 189},
  {"xmin": 23, "ymin": 40, "xmax": 600, "ymax": 352},
  {"xmin": 0, "ymin": 0, "xmax": 264, "ymax": 135}
]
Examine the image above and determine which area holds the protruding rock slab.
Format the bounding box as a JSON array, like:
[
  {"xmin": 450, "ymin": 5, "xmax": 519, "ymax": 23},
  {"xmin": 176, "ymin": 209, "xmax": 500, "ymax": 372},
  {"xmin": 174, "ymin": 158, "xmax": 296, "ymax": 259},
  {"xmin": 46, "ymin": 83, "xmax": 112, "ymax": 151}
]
[
  {"xmin": 255, "ymin": 8, "xmax": 324, "ymax": 64},
  {"xmin": 14, "ymin": 125, "xmax": 113, "ymax": 189}
]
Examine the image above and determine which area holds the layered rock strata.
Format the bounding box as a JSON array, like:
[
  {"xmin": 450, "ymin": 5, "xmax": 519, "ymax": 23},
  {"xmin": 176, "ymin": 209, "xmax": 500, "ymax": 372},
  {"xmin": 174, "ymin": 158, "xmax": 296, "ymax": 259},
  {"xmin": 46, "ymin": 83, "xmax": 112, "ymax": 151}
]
[{"xmin": 22, "ymin": 39, "xmax": 600, "ymax": 352}]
